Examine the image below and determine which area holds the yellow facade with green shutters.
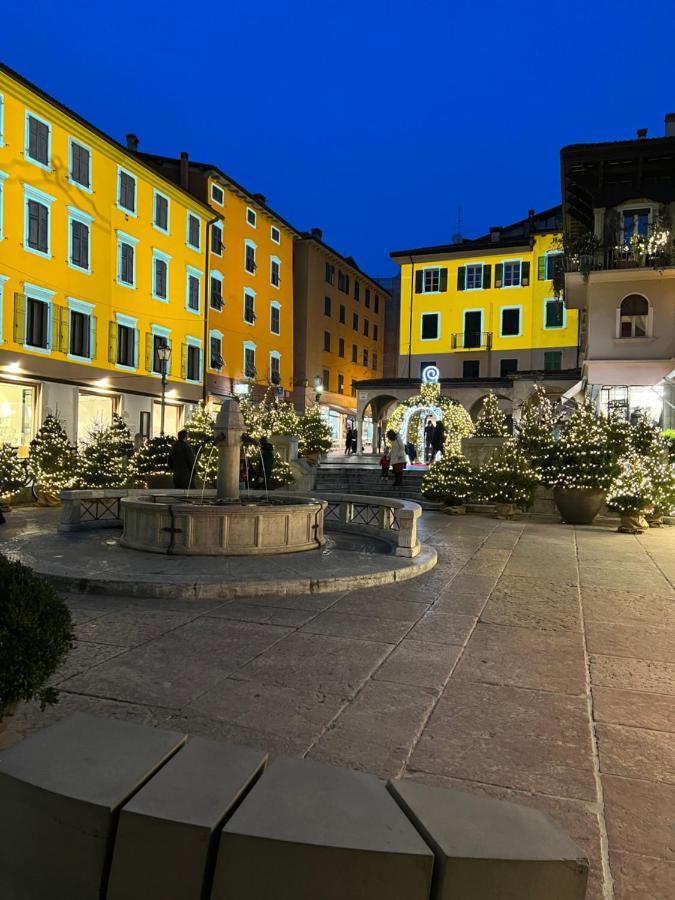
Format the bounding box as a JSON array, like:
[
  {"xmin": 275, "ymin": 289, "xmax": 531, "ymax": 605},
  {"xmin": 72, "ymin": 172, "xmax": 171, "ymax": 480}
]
[
  {"xmin": 0, "ymin": 64, "xmax": 217, "ymax": 448},
  {"xmin": 392, "ymin": 209, "xmax": 579, "ymax": 380}
]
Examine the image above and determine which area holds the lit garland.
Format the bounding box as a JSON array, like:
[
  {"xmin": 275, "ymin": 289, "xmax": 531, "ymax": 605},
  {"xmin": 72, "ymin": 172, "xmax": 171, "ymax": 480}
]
[
  {"xmin": 607, "ymin": 452, "xmax": 655, "ymax": 515},
  {"xmin": 549, "ymin": 405, "xmax": 620, "ymax": 490},
  {"xmin": 0, "ymin": 443, "xmax": 27, "ymax": 501},
  {"xmin": 387, "ymin": 383, "xmax": 473, "ymax": 456},
  {"xmin": 474, "ymin": 440, "xmax": 538, "ymax": 509},
  {"xmin": 421, "ymin": 451, "xmax": 475, "ymax": 504},
  {"xmin": 134, "ymin": 435, "xmax": 175, "ymax": 482},
  {"xmin": 474, "ymin": 391, "xmax": 508, "ymax": 437},
  {"xmin": 515, "ymin": 385, "xmax": 558, "ymax": 484},
  {"xmin": 27, "ymin": 414, "xmax": 77, "ymax": 493}
]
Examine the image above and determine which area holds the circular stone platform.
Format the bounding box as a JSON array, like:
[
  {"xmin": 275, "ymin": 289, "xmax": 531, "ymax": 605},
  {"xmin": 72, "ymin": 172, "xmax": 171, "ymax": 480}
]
[{"xmin": 1, "ymin": 518, "xmax": 436, "ymax": 600}]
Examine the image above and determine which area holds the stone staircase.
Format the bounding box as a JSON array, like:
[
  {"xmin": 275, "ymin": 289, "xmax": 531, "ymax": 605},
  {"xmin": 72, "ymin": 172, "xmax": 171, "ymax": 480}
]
[{"xmin": 314, "ymin": 464, "xmax": 438, "ymax": 506}]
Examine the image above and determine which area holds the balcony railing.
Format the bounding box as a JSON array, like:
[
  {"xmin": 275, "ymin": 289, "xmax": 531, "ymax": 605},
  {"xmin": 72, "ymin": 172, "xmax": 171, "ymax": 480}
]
[
  {"xmin": 565, "ymin": 243, "xmax": 674, "ymax": 275},
  {"xmin": 451, "ymin": 331, "xmax": 492, "ymax": 350}
]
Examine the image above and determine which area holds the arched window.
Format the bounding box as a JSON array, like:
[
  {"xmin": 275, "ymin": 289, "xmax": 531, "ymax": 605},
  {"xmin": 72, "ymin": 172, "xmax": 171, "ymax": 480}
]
[{"xmin": 619, "ymin": 295, "xmax": 648, "ymax": 338}]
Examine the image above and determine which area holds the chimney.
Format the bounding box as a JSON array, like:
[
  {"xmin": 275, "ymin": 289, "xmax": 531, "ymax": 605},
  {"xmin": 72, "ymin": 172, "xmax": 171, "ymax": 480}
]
[
  {"xmin": 252, "ymin": 192, "xmax": 266, "ymax": 205},
  {"xmin": 179, "ymin": 151, "xmax": 189, "ymax": 189},
  {"xmin": 489, "ymin": 226, "xmax": 501, "ymax": 243},
  {"xmin": 311, "ymin": 227, "xmax": 323, "ymax": 240},
  {"xmin": 528, "ymin": 208, "xmax": 535, "ymax": 218},
  {"xmin": 637, "ymin": 128, "xmax": 648, "ymax": 139},
  {"xmin": 126, "ymin": 133, "xmax": 139, "ymax": 151},
  {"xmin": 665, "ymin": 113, "xmax": 675, "ymax": 137}
]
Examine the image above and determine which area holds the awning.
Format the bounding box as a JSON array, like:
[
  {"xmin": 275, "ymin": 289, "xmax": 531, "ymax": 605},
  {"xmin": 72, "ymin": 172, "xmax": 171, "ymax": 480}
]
[
  {"xmin": 585, "ymin": 359, "xmax": 675, "ymax": 387},
  {"xmin": 561, "ymin": 380, "xmax": 583, "ymax": 401}
]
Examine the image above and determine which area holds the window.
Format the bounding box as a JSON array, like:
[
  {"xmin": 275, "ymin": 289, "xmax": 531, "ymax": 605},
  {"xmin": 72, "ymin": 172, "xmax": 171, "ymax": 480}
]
[
  {"xmin": 117, "ymin": 234, "xmax": 137, "ymax": 287},
  {"xmin": 26, "ymin": 296, "xmax": 50, "ymax": 349},
  {"xmin": 68, "ymin": 309, "xmax": 91, "ymax": 358},
  {"xmin": 246, "ymin": 207, "xmax": 256, "ymax": 227},
  {"xmin": 415, "ymin": 267, "xmax": 448, "ymax": 293},
  {"xmin": 210, "ymin": 271, "xmax": 223, "ymax": 310},
  {"xmin": 24, "ymin": 186, "xmax": 54, "ymax": 256},
  {"xmin": 244, "ymin": 343, "xmax": 256, "ymax": 377},
  {"xmin": 154, "ymin": 191, "xmax": 169, "ymax": 233},
  {"xmin": 152, "ymin": 251, "xmax": 170, "ymax": 301},
  {"xmin": 619, "ymin": 294, "xmax": 649, "ymax": 338},
  {"xmin": 78, "ymin": 391, "xmax": 114, "ymax": 443},
  {"xmin": 211, "ymin": 183, "xmax": 224, "ymax": 205},
  {"xmin": 338, "ymin": 271, "xmax": 350, "ymax": 293},
  {"xmin": 502, "ymin": 261, "xmax": 521, "ymax": 287},
  {"xmin": 117, "ymin": 323, "xmax": 136, "ymax": 367},
  {"xmin": 544, "ymin": 351, "xmax": 562, "ymax": 372},
  {"xmin": 186, "ymin": 344, "xmax": 201, "ymax": 382},
  {"xmin": 541, "ymin": 252, "xmax": 562, "ymax": 281},
  {"xmin": 25, "ymin": 113, "xmax": 50, "ymax": 167},
  {"xmin": 372, "ymin": 352, "xmax": 378, "ymax": 371},
  {"xmin": 270, "ymin": 257, "xmax": 280, "ymax": 287},
  {"xmin": 352, "ymin": 344, "xmax": 358, "ymax": 363},
  {"xmin": 362, "ymin": 348, "xmax": 368, "ymax": 367},
  {"xmin": 374, "ymin": 294, "xmax": 379, "ymax": 314},
  {"xmin": 151, "ymin": 334, "xmax": 170, "ymax": 375},
  {"xmin": 0, "ymin": 170, "xmax": 7, "ymax": 239},
  {"xmin": 353, "ymin": 312, "xmax": 359, "ymax": 331},
  {"xmin": 324, "ymin": 295, "xmax": 331, "ymax": 316},
  {"xmin": 339, "ymin": 304, "xmax": 346, "ymax": 324},
  {"xmin": 323, "ymin": 331, "xmax": 331, "ymax": 352},
  {"xmin": 0, "ymin": 382, "xmax": 34, "ymax": 452},
  {"xmin": 244, "ymin": 291, "xmax": 255, "ymax": 324},
  {"xmin": 463, "ymin": 360, "xmax": 480, "ymax": 378},
  {"xmin": 354, "ymin": 281, "xmax": 360, "ymax": 301},
  {"xmin": 463, "ymin": 310, "xmax": 483, "ymax": 348},
  {"xmin": 187, "ymin": 213, "xmax": 201, "ymax": 250},
  {"xmin": 270, "ymin": 225, "xmax": 281, "ymax": 244},
  {"xmin": 270, "ymin": 302, "xmax": 280, "ymax": 334},
  {"xmin": 544, "ymin": 298, "xmax": 564, "ymax": 328},
  {"xmin": 338, "ymin": 337, "xmax": 345, "ymax": 357},
  {"xmin": 117, "ymin": 168, "xmax": 136, "ymax": 214},
  {"xmin": 186, "ymin": 268, "xmax": 201, "ymax": 312},
  {"xmin": 364, "ymin": 287, "xmax": 370, "ymax": 308},
  {"xmin": 501, "ymin": 307, "xmax": 521, "ymax": 337},
  {"xmin": 210, "ymin": 333, "xmax": 224, "ymax": 369},
  {"xmin": 421, "ymin": 313, "xmax": 439, "ymax": 340},
  {"xmin": 373, "ymin": 324, "xmax": 378, "ymax": 341},
  {"xmin": 363, "ymin": 319, "xmax": 369, "ymax": 337},
  {"xmin": 211, "ymin": 222, "xmax": 223, "ymax": 255},
  {"xmin": 500, "ymin": 358, "xmax": 518, "ymax": 377},
  {"xmin": 270, "ymin": 352, "xmax": 281, "ymax": 382},
  {"xmin": 322, "ymin": 369, "xmax": 330, "ymax": 391},
  {"xmin": 69, "ymin": 140, "xmax": 90, "ymax": 189},
  {"xmin": 325, "ymin": 262, "xmax": 335, "ymax": 285},
  {"xmin": 622, "ymin": 208, "xmax": 650, "ymax": 245},
  {"xmin": 68, "ymin": 208, "xmax": 92, "ymax": 272},
  {"xmin": 245, "ymin": 241, "xmax": 256, "ymax": 274},
  {"xmin": 0, "ymin": 94, "xmax": 4, "ymax": 147},
  {"xmin": 465, "ymin": 264, "xmax": 483, "ymax": 290},
  {"xmin": 338, "ymin": 373, "xmax": 344, "ymax": 394}
]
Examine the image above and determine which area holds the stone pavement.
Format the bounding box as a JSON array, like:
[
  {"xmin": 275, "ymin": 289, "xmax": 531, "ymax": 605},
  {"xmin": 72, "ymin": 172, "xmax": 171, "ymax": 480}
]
[{"xmin": 1, "ymin": 512, "xmax": 673, "ymax": 899}]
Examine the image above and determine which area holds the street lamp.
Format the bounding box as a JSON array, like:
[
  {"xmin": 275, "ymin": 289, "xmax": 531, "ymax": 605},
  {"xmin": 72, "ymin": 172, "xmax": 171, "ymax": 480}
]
[
  {"xmin": 313, "ymin": 375, "xmax": 323, "ymax": 403},
  {"xmin": 157, "ymin": 338, "xmax": 172, "ymax": 436}
]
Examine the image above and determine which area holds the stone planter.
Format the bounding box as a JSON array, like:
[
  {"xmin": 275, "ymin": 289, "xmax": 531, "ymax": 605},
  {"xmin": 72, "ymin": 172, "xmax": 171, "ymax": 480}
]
[
  {"xmin": 461, "ymin": 437, "xmax": 507, "ymax": 467},
  {"xmin": 494, "ymin": 502, "xmax": 517, "ymax": 520},
  {"xmin": 553, "ymin": 487, "xmax": 606, "ymax": 525},
  {"xmin": 618, "ymin": 511, "xmax": 649, "ymax": 534}
]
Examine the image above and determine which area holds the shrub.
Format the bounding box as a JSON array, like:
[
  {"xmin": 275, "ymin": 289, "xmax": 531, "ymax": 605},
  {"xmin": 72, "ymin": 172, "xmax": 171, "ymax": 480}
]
[
  {"xmin": 0, "ymin": 555, "xmax": 74, "ymax": 715},
  {"xmin": 475, "ymin": 441, "xmax": 538, "ymax": 510},
  {"xmin": 660, "ymin": 429, "xmax": 675, "ymax": 459},
  {"xmin": 422, "ymin": 452, "xmax": 474, "ymax": 504}
]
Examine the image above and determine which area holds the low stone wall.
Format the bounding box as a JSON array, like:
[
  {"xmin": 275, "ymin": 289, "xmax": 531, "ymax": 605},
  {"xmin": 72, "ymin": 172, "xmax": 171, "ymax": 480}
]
[
  {"xmin": 58, "ymin": 488, "xmax": 208, "ymax": 531},
  {"xmin": 461, "ymin": 436, "xmax": 507, "ymax": 466}
]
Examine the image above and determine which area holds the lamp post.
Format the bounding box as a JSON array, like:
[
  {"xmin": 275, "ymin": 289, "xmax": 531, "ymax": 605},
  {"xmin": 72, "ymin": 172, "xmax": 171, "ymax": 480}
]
[{"xmin": 157, "ymin": 338, "xmax": 172, "ymax": 436}]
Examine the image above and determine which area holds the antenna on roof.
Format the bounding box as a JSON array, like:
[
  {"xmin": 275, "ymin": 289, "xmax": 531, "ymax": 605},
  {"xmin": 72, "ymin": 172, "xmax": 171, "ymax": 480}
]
[{"xmin": 451, "ymin": 204, "xmax": 463, "ymax": 244}]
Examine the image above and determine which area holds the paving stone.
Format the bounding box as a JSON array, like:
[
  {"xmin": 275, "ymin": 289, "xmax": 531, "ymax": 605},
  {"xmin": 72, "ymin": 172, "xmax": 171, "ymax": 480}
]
[
  {"xmin": 602, "ymin": 774, "xmax": 675, "ymax": 859},
  {"xmin": 299, "ymin": 609, "xmax": 412, "ymax": 644},
  {"xmin": 432, "ymin": 591, "xmax": 488, "ymax": 616},
  {"xmin": 447, "ymin": 573, "xmax": 500, "ymax": 596},
  {"xmin": 585, "ymin": 621, "xmax": 675, "ymax": 663},
  {"xmin": 596, "ymin": 723, "xmax": 675, "ymax": 783},
  {"xmin": 480, "ymin": 592, "xmax": 581, "ymax": 633},
  {"xmin": 164, "ymin": 712, "xmax": 311, "ymax": 758},
  {"xmin": 580, "ymin": 565, "xmax": 672, "ymax": 594},
  {"xmin": 582, "ymin": 588, "xmax": 675, "ymax": 627},
  {"xmin": 236, "ymin": 632, "xmax": 392, "ymax": 698},
  {"xmin": 373, "ymin": 640, "xmax": 462, "ymax": 690},
  {"xmin": 51, "ymin": 640, "xmax": 127, "ymax": 685},
  {"xmin": 590, "ymin": 655, "xmax": 675, "ymax": 695},
  {"xmin": 309, "ymin": 680, "xmax": 437, "ymax": 778},
  {"xmin": 67, "ymin": 607, "xmax": 110, "ymax": 626},
  {"xmin": 610, "ymin": 851, "xmax": 675, "ymax": 900},
  {"xmin": 330, "ymin": 593, "xmax": 429, "ymax": 622},
  {"xmin": 502, "ymin": 559, "xmax": 579, "ymax": 581},
  {"xmin": 407, "ymin": 611, "xmax": 477, "ymax": 645},
  {"xmin": 495, "ymin": 574, "xmax": 579, "ymax": 596},
  {"xmin": 453, "ymin": 623, "xmax": 587, "ymax": 695},
  {"xmin": 75, "ymin": 610, "xmax": 196, "ymax": 648},
  {"xmin": 592, "ymin": 687, "xmax": 675, "ymax": 732},
  {"xmin": 207, "ymin": 601, "xmax": 317, "ymax": 628},
  {"xmin": 410, "ymin": 681, "xmax": 596, "ymax": 800},
  {"xmin": 229, "ymin": 591, "xmax": 345, "ymax": 612}
]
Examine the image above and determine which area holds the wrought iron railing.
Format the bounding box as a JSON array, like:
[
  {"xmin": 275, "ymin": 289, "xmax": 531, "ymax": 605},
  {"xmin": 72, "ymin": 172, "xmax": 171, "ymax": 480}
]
[{"xmin": 451, "ymin": 331, "xmax": 492, "ymax": 350}]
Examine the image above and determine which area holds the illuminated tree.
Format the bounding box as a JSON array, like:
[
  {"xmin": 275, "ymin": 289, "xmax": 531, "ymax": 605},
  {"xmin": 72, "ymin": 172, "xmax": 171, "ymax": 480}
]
[
  {"xmin": 295, "ymin": 404, "xmax": 333, "ymax": 457},
  {"xmin": 0, "ymin": 444, "xmax": 26, "ymax": 502},
  {"xmin": 184, "ymin": 403, "xmax": 218, "ymax": 486},
  {"xmin": 77, "ymin": 415, "xmax": 134, "ymax": 488},
  {"xmin": 134, "ymin": 435, "xmax": 174, "ymax": 484},
  {"xmin": 516, "ymin": 385, "xmax": 557, "ymax": 483},
  {"xmin": 474, "ymin": 391, "xmax": 508, "ymax": 437},
  {"xmin": 422, "ymin": 452, "xmax": 475, "ymax": 504},
  {"xmin": 549, "ymin": 406, "xmax": 619, "ymax": 490},
  {"xmin": 387, "ymin": 383, "xmax": 473, "ymax": 456},
  {"xmin": 474, "ymin": 441, "xmax": 538, "ymax": 510},
  {"xmin": 27, "ymin": 415, "xmax": 77, "ymax": 496}
]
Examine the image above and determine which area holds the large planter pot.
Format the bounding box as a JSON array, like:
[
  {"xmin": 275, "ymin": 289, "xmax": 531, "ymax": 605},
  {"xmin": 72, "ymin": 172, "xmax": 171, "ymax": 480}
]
[
  {"xmin": 553, "ymin": 487, "xmax": 606, "ymax": 525},
  {"xmin": 494, "ymin": 502, "xmax": 517, "ymax": 520}
]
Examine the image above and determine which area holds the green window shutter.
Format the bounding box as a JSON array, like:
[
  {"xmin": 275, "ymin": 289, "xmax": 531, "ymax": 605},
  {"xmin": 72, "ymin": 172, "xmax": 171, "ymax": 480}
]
[
  {"xmin": 456, "ymin": 266, "xmax": 465, "ymax": 290},
  {"xmin": 439, "ymin": 268, "xmax": 448, "ymax": 292},
  {"xmin": 51, "ymin": 306, "xmax": 60, "ymax": 352},
  {"xmin": 521, "ymin": 261, "xmax": 530, "ymax": 286},
  {"xmin": 495, "ymin": 263, "xmax": 503, "ymax": 288},
  {"xmin": 91, "ymin": 316, "xmax": 97, "ymax": 359},
  {"xmin": 483, "ymin": 264, "xmax": 491, "ymax": 289},
  {"xmin": 59, "ymin": 307, "xmax": 70, "ymax": 353},
  {"xmin": 13, "ymin": 293, "xmax": 26, "ymax": 344},
  {"xmin": 108, "ymin": 321, "xmax": 118, "ymax": 363},
  {"xmin": 414, "ymin": 270, "xmax": 423, "ymax": 293},
  {"xmin": 145, "ymin": 333, "xmax": 153, "ymax": 371},
  {"xmin": 537, "ymin": 256, "xmax": 546, "ymax": 280},
  {"xmin": 181, "ymin": 343, "xmax": 188, "ymax": 379}
]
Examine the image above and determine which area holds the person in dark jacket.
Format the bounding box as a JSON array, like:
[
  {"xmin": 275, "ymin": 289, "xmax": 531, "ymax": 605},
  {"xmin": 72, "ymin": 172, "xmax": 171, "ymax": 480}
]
[
  {"xmin": 424, "ymin": 418, "xmax": 435, "ymax": 462},
  {"xmin": 169, "ymin": 430, "xmax": 196, "ymax": 489},
  {"xmin": 344, "ymin": 425, "xmax": 353, "ymax": 455},
  {"xmin": 258, "ymin": 437, "xmax": 275, "ymax": 488},
  {"xmin": 431, "ymin": 420, "xmax": 445, "ymax": 461}
]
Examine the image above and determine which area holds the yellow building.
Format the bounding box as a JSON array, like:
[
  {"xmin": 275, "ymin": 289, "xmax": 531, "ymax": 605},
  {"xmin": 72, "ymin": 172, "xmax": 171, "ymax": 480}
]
[
  {"xmin": 131, "ymin": 152, "xmax": 299, "ymax": 408},
  {"xmin": 0, "ymin": 64, "xmax": 218, "ymax": 451},
  {"xmin": 391, "ymin": 207, "xmax": 578, "ymax": 380}
]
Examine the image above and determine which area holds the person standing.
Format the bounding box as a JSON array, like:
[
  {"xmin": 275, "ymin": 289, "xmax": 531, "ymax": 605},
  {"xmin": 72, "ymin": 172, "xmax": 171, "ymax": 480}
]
[
  {"xmin": 351, "ymin": 427, "xmax": 358, "ymax": 455},
  {"xmin": 424, "ymin": 418, "xmax": 435, "ymax": 462},
  {"xmin": 168, "ymin": 430, "xmax": 196, "ymax": 489},
  {"xmin": 431, "ymin": 419, "xmax": 446, "ymax": 462},
  {"xmin": 258, "ymin": 436, "xmax": 274, "ymax": 488},
  {"xmin": 344, "ymin": 425, "xmax": 353, "ymax": 455},
  {"xmin": 386, "ymin": 429, "xmax": 407, "ymax": 487},
  {"xmin": 379, "ymin": 449, "xmax": 391, "ymax": 478}
]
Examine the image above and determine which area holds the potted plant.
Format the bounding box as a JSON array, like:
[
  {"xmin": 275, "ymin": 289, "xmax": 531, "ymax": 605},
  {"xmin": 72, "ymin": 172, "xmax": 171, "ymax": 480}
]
[
  {"xmin": 515, "ymin": 385, "xmax": 557, "ymax": 484},
  {"xmin": 0, "ymin": 555, "xmax": 74, "ymax": 733},
  {"xmin": 462, "ymin": 392, "xmax": 508, "ymax": 466},
  {"xmin": 475, "ymin": 441, "xmax": 538, "ymax": 519},
  {"xmin": 608, "ymin": 453, "xmax": 654, "ymax": 533},
  {"xmin": 646, "ymin": 457, "xmax": 675, "ymax": 527},
  {"xmin": 549, "ymin": 406, "xmax": 620, "ymax": 525},
  {"xmin": 134, "ymin": 435, "xmax": 175, "ymax": 488},
  {"xmin": 421, "ymin": 451, "xmax": 474, "ymax": 513}
]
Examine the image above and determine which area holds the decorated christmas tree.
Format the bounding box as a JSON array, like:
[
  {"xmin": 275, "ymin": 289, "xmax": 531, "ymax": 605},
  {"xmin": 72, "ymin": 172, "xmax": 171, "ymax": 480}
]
[
  {"xmin": 629, "ymin": 413, "xmax": 664, "ymax": 455},
  {"xmin": 422, "ymin": 452, "xmax": 474, "ymax": 505},
  {"xmin": 474, "ymin": 392, "xmax": 508, "ymax": 437},
  {"xmin": 474, "ymin": 441, "xmax": 538, "ymax": 510},
  {"xmin": 184, "ymin": 403, "xmax": 218, "ymax": 486},
  {"xmin": 608, "ymin": 452, "xmax": 654, "ymax": 515},
  {"xmin": 516, "ymin": 385, "xmax": 556, "ymax": 483},
  {"xmin": 606, "ymin": 414, "xmax": 633, "ymax": 459},
  {"xmin": 387, "ymin": 383, "xmax": 473, "ymax": 456},
  {"xmin": 27, "ymin": 415, "xmax": 77, "ymax": 497},
  {"xmin": 296, "ymin": 404, "xmax": 333, "ymax": 457},
  {"xmin": 134, "ymin": 435, "xmax": 174, "ymax": 484},
  {"xmin": 549, "ymin": 405, "xmax": 619, "ymax": 490},
  {"xmin": 238, "ymin": 390, "xmax": 332, "ymax": 459},
  {"xmin": 648, "ymin": 456, "xmax": 675, "ymax": 518},
  {"xmin": 77, "ymin": 417, "xmax": 135, "ymax": 488},
  {"xmin": 268, "ymin": 452, "xmax": 294, "ymax": 489},
  {"xmin": 0, "ymin": 444, "xmax": 26, "ymax": 502}
]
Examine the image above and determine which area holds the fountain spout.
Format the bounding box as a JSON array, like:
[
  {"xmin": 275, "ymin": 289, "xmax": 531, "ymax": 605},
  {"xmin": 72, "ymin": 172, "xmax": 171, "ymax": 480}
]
[{"xmin": 213, "ymin": 398, "xmax": 246, "ymax": 502}]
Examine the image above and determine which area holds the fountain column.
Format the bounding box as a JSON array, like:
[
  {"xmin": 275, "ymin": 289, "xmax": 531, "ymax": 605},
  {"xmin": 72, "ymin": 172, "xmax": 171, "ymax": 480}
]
[{"xmin": 214, "ymin": 398, "xmax": 246, "ymax": 501}]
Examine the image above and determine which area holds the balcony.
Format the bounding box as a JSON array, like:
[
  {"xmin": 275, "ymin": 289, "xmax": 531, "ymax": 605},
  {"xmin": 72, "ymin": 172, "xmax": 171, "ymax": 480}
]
[
  {"xmin": 451, "ymin": 332, "xmax": 492, "ymax": 351},
  {"xmin": 565, "ymin": 246, "xmax": 674, "ymax": 275}
]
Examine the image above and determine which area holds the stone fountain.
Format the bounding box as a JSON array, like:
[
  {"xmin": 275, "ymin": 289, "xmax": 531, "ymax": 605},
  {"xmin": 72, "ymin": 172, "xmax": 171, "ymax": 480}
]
[{"xmin": 120, "ymin": 399, "xmax": 326, "ymax": 555}]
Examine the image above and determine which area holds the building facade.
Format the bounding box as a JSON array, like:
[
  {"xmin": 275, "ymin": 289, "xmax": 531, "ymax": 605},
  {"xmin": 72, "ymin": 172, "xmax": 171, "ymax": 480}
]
[
  {"xmin": 390, "ymin": 208, "xmax": 579, "ymax": 382},
  {"xmin": 292, "ymin": 229, "xmax": 388, "ymax": 446},
  {"xmin": 132, "ymin": 153, "xmax": 298, "ymax": 410},
  {"xmin": 561, "ymin": 119, "xmax": 675, "ymax": 427},
  {"xmin": 0, "ymin": 64, "xmax": 217, "ymax": 452}
]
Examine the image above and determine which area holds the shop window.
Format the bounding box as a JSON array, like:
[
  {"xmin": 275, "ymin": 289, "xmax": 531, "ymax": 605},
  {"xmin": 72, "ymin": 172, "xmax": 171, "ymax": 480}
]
[
  {"xmin": 0, "ymin": 382, "xmax": 34, "ymax": 452},
  {"xmin": 77, "ymin": 392, "xmax": 114, "ymax": 443},
  {"xmin": 619, "ymin": 294, "xmax": 649, "ymax": 338}
]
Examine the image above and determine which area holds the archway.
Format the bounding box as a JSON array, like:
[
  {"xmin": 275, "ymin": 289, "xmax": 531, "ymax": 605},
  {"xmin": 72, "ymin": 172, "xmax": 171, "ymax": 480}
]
[{"xmin": 387, "ymin": 383, "xmax": 473, "ymax": 460}]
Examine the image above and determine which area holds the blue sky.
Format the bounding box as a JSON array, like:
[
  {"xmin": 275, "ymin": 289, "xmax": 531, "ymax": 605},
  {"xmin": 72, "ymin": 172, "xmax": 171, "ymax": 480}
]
[{"xmin": 3, "ymin": 0, "xmax": 674, "ymax": 274}]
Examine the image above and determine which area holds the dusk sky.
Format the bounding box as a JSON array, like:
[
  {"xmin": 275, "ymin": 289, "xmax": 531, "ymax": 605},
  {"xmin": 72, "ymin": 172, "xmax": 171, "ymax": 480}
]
[{"xmin": 4, "ymin": 0, "xmax": 674, "ymax": 275}]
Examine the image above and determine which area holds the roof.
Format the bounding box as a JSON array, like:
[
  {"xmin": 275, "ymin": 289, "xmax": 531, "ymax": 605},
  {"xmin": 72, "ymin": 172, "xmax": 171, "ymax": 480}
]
[
  {"xmin": 390, "ymin": 205, "xmax": 562, "ymax": 260},
  {"xmin": 297, "ymin": 231, "xmax": 392, "ymax": 297},
  {"xmin": 0, "ymin": 62, "xmax": 215, "ymax": 217},
  {"xmin": 135, "ymin": 151, "xmax": 302, "ymax": 237},
  {"xmin": 562, "ymin": 134, "xmax": 675, "ymax": 156}
]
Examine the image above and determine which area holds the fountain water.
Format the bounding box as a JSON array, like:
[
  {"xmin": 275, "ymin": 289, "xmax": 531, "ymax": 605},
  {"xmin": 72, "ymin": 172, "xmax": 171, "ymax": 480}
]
[{"xmin": 120, "ymin": 399, "xmax": 326, "ymax": 555}]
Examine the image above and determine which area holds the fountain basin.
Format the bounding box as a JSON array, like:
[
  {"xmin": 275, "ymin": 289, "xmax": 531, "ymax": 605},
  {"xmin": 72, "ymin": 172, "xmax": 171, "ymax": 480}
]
[{"xmin": 120, "ymin": 494, "xmax": 326, "ymax": 556}]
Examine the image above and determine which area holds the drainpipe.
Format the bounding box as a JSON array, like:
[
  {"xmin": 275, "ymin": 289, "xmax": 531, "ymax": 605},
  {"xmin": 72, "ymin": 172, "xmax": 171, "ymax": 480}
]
[
  {"xmin": 407, "ymin": 255, "xmax": 415, "ymax": 379},
  {"xmin": 203, "ymin": 215, "xmax": 221, "ymax": 404}
]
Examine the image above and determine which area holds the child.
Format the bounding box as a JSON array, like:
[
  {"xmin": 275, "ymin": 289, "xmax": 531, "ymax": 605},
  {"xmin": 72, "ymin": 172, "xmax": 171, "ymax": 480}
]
[{"xmin": 379, "ymin": 450, "xmax": 391, "ymax": 478}]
